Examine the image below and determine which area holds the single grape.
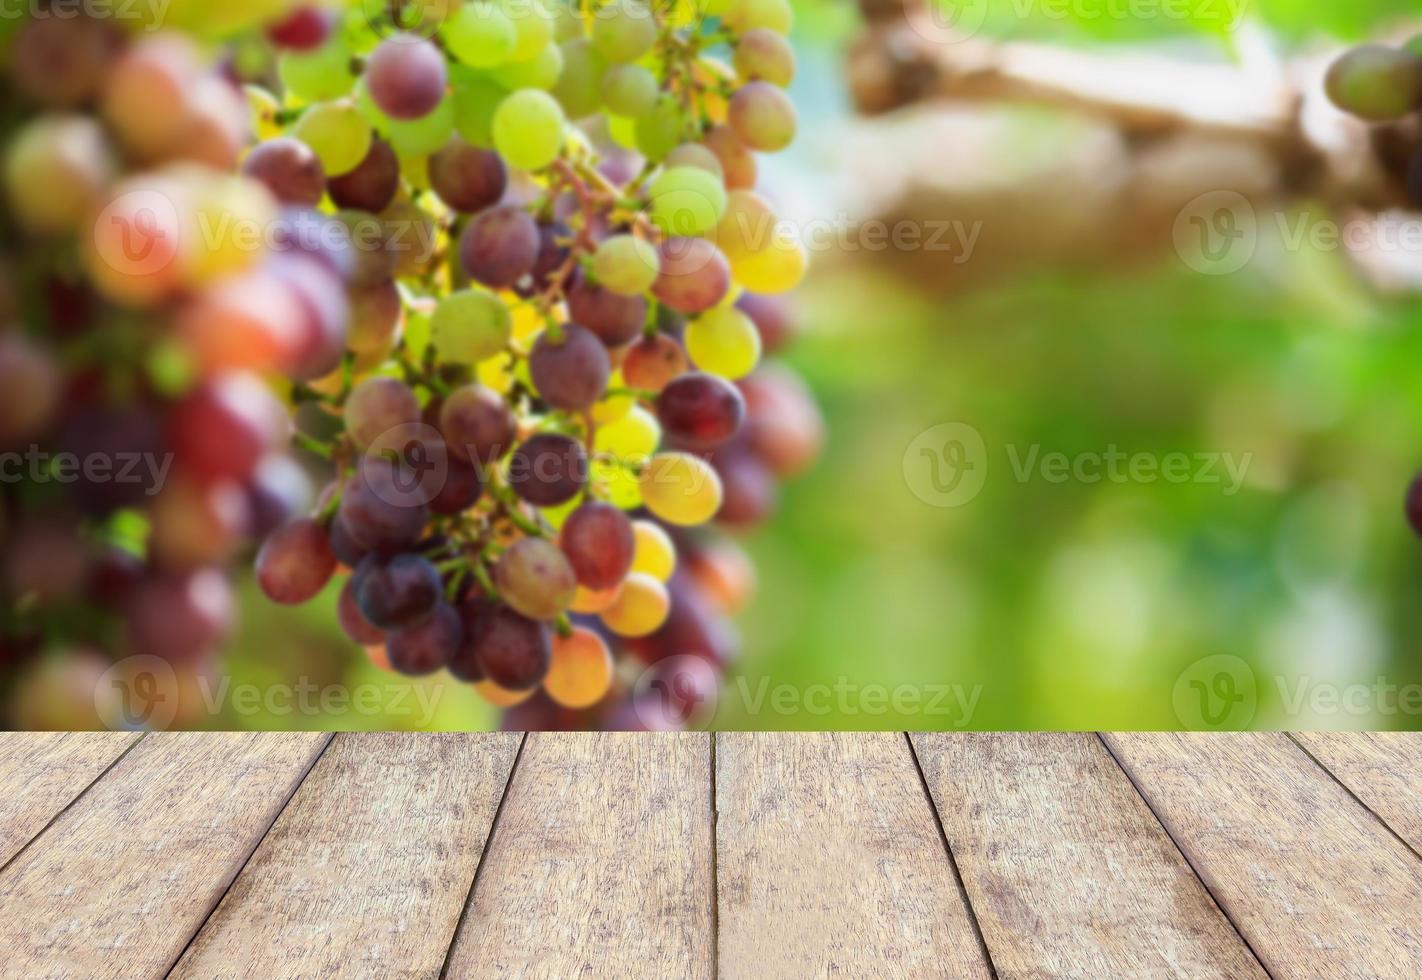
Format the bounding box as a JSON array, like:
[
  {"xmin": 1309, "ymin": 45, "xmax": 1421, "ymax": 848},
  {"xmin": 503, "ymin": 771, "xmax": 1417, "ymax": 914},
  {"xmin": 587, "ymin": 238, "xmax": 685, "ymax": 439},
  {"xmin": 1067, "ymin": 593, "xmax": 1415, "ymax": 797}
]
[
  {"xmin": 595, "ymin": 404, "xmax": 661, "ymax": 461},
  {"xmin": 567, "ymin": 272, "xmax": 647, "ymax": 346},
  {"xmin": 267, "ymin": 6, "xmax": 334, "ymax": 50},
  {"xmin": 338, "ymin": 576, "xmax": 386, "ymax": 645},
  {"xmin": 544, "ymin": 627, "xmax": 614, "ymax": 708},
  {"xmin": 622, "ymin": 333, "xmax": 690, "ymax": 392},
  {"xmin": 444, "ymin": 2, "xmax": 517, "ymax": 68},
  {"xmin": 256, "ymin": 518, "xmax": 337, "ymax": 604},
  {"xmin": 460, "ymin": 205, "xmax": 539, "ymax": 288},
  {"xmin": 1325, "ymin": 45, "xmax": 1422, "ymax": 122},
  {"xmin": 337, "ymin": 461, "xmax": 430, "ymax": 552},
  {"xmin": 347, "ymin": 280, "xmax": 404, "ymax": 354},
  {"xmin": 658, "ymin": 371, "xmax": 746, "ymax": 448},
  {"xmin": 630, "ymin": 519, "xmax": 676, "ymax": 581},
  {"xmin": 729, "ymin": 81, "xmax": 797, "ymax": 152},
  {"xmin": 649, "ymin": 166, "xmax": 728, "ymax": 237},
  {"xmin": 294, "ymin": 100, "xmax": 373, "ymax": 176},
  {"xmin": 428, "ymin": 289, "xmax": 509, "ymax": 366},
  {"xmin": 430, "ymin": 457, "xmax": 486, "ymax": 515},
  {"xmin": 593, "ymin": 234, "xmax": 661, "ymax": 296},
  {"xmin": 345, "ymin": 377, "xmax": 421, "ymax": 451},
  {"xmin": 241, "ymin": 136, "xmax": 325, "ymax": 206},
  {"xmin": 367, "ymin": 35, "xmax": 448, "ymax": 120},
  {"xmin": 634, "ymin": 93, "xmax": 682, "ymax": 161},
  {"xmin": 454, "ymin": 598, "xmax": 552, "ymax": 688},
  {"xmin": 327, "ymin": 137, "xmax": 400, "ymax": 212},
  {"xmin": 685, "ymin": 307, "xmax": 761, "ymax": 380},
  {"xmin": 388, "ymin": 601, "xmax": 463, "ymax": 675},
  {"xmin": 724, "ymin": 0, "xmax": 793, "ymax": 35},
  {"xmin": 639, "ymin": 452, "xmax": 723, "ymax": 526},
  {"xmin": 354, "ymin": 552, "xmax": 443, "ymax": 629},
  {"xmin": 439, "ymin": 384, "xmax": 517, "ymax": 464},
  {"xmin": 278, "ymin": 37, "xmax": 355, "ymax": 101},
  {"xmin": 492, "ymin": 41, "xmax": 565, "ymax": 91},
  {"xmin": 560, "ymin": 500, "xmax": 635, "ymax": 590},
  {"xmin": 734, "ymin": 28, "xmax": 796, "ymax": 87},
  {"xmin": 553, "ymin": 39, "xmax": 607, "ymax": 119},
  {"xmin": 653, "ymin": 237, "xmax": 731, "ymax": 313},
  {"xmin": 495, "ymin": 536, "xmax": 577, "ymax": 620},
  {"xmin": 592, "ymin": 0, "xmax": 656, "ymax": 63},
  {"xmin": 601, "ymin": 63, "xmax": 659, "ymax": 117},
  {"xmin": 530, "ymin": 324, "xmax": 612, "ymax": 411},
  {"xmin": 428, "ymin": 139, "xmax": 508, "ymax": 212},
  {"xmin": 599, "ymin": 571, "xmax": 670, "ymax": 637},
  {"xmin": 508, "ymin": 433, "xmax": 587, "ymax": 506},
  {"xmin": 493, "ymin": 88, "xmax": 565, "ymax": 170}
]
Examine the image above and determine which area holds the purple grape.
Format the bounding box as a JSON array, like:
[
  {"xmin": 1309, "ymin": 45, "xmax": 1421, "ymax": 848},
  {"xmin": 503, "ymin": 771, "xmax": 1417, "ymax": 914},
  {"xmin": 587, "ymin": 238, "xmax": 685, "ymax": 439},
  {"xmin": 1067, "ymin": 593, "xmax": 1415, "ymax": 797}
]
[
  {"xmin": 454, "ymin": 599, "xmax": 551, "ymax": 689},
  {"xmin": 439, "ymin": 384, "xmax": 516, "ymax": 465},
  {"xmin": 327, "ymin": 138, "xmax": 400, "ymax": 212},
  {"xmin": 459, "ymin": 206, "xmax": 538, "ymax": 289},
  {"xmin": 241, "ymin": 137, "xmax": 325, "ymax": 206},
  {"xmin": 124, "ymin": 569, "xmax": 234, "ymax": 663},
  {"xmin": 658, "ymin": 372, "xmax": 745, "ymax": 449},
  {"xmin": 338, "ymin": 576, "xmax": 386, "ymax": 645},
  {"xmin": 429, "ymin": 457, "xmax": 484, "ymax": 515},
  {"xmin": 514, "ymin": 221, "xmax": 571, "ymax": 299},
  {"xmin": 366, "ymin": 35, "xmax": 448, "ymax": 120},
  {"xmin": 353, "ymin": 552, "xmax": 442, "ymax": 629},
  {"xmin": 387, "ymin": 601, "xmax": 462, "ymax": 675},
  {"xmin": 428, "ymin": 140, "xmax": 507, "ymax": 213},
  {"xmin": 336, "ymin": 459, "xmax": 429, "ymax": 553},
  {"xmin": 560, "ymin": 501, "xmax": 634, "ymax": 590},
  {"xmin": 529, "ymin": 324, "xmax": 611, "ymax": 411},
  {"xmin": 507, "ymin": 433, "xmax": 587, "ymax": 507},
  {"xmin": 566, "ymin": 272, "xmax": 646, "ymax": 347},
  {"xmin": 256, "ymin": 517, "xmax": 337, "ymax": 604},
  {"xmin": 329, "ymin": 514, "xmax": 372, "ymax": 567}
]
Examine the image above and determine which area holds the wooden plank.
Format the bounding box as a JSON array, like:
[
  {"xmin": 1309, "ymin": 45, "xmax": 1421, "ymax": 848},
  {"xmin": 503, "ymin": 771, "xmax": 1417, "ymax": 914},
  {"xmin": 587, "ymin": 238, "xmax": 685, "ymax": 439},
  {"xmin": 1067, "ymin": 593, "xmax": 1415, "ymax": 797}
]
[
  {"xmin": 169, "ymin": 732, "xmax": 520, "ymax": 980},
  {"xmin": 0, "ymin": 732, "xmax": 142, "ymax": 868},
  {"xmin": 716, "ymin": 732, "xmax": 992, "ymax": 978},
  {"xmin": 1104, "ymin": 732, "xmax": 1422, "ymax": 978},
  {"xmin": 1292, "ymin": 732, "xmax": 1422, "ymax": 856},
  {"xmin": 0, "ymin": 731, "xmax": 329, "ymax": 979},
  {"xmin": 444, "ymin": 732, "xmax": 714, "ymax": 980},
  {"xmin": 912, "ymin": 732, "xmax": 1266, "ymax": 979}
]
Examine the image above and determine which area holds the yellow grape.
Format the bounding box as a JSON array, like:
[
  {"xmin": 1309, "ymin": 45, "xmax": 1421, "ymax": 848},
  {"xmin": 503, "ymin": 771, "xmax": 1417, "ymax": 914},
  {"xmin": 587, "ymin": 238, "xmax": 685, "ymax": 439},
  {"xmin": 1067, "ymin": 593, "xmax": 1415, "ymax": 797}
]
[
  {"xmin": 600, "ymin": 572, "xmax": 670, "ymax": 637},
  {"xmin": 723, "ymin": 0, "xmax": 793, "ymax": 35},
  {"xmin": 475, "ymin": 679, "xmax": 536, "ymax": 707},
  {"xmin": 685, "ymin": 306, "xmax": 761, "ymax": 380},
  {"xmin": 591, "ymin": 370, "xmax": 635, "ymax": 425},
  {"xmin": 639, "ymin": 452, "xmax": 722, "ymax": 526},
  {"xmin": 631, "ymin": 520, "xmax": 676, "ymax": 582},
  {"xmin": 594, "ymin": 405, "xmax": 661, "ymax": 461},
  {"xmin": 592, "ymin": 456, "xmax": 642, "ymax": 510},
  {"xmin": 245, "ymin": 85, "xmax": 284, "ymax": 141},
  {"xmin": 544, "ymin": 626, "xmax": 614, "ymax": 708},
  {"xmin": 731, "ymin": 221, "xmax": 807, "ymax": 294},
  {"xmin": 294, "ymin": 100, "xmax": 373, "ymax": 177}
]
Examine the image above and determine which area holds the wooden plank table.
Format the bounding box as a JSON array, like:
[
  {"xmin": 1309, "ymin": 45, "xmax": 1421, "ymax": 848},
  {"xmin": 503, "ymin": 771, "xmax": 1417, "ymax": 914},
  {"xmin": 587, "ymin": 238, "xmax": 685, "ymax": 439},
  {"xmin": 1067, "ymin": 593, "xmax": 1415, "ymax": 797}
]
[{"xmin": 0, "ymin": 732, "xmax": 1418, "ymax": 978}]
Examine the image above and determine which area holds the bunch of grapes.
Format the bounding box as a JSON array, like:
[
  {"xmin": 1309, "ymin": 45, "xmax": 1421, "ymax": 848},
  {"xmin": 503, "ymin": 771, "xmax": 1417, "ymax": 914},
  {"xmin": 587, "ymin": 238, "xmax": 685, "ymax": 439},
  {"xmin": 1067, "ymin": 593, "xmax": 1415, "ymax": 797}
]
[
  {"xmin": 237, "ymin": 0, "xmax": 823, "ymax": 728},
  {"xmin": 0, "ymin": 9, "xmax": 360, "ymax": 727}
]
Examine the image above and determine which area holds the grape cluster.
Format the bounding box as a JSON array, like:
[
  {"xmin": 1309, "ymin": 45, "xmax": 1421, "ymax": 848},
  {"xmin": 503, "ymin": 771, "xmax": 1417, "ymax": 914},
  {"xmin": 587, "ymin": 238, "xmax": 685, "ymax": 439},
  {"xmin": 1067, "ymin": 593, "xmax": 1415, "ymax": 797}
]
[
  {"xmin": 239, "ymin": 0, "xmax": 823, "ymax": 727},
  {"xmin": 0, "ymin": 13, "xmax": 357, "ymax": 727}
]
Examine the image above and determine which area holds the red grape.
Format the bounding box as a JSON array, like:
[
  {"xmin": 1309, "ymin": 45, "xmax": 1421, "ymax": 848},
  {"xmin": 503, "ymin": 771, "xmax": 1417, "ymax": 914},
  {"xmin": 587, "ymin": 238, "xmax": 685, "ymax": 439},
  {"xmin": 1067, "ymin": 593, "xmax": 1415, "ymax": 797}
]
[
  {"xmin": 560, "ymin": 501, "xmax": 635, "ymax": 590},
  {"xmin": 529, "ymin": 324, "xmax": 612, "ymax": 411},
  {"xmin": 459, "ymin": 206, "xmax": 539, "ymax": 289},
  {"xmin": 242, "ymin": 137, "xmax": 325, "ymax": 206},
  {"xmin": 388, "ymin": 601, "xmax": 462, "ymax": 675},
  {"xmin": 256, "ymin": 517, "xmax": 337, "ymax": 604},
  {"xmin": 428, "ymin": 140, "xmax": 508, "ymax": 213},
  {"xmin": 658, "ymin": 372, "xmax": 745, "ymax": 449},
  {"xmin": 366, "ymin": 35, "xmax": 448, "ymax": 121},
  {"xmin": 508, "ymin": 433, "xmax": 587, "ymax": 507},
  {"xmin": 352, "ymin": 552, "xmax": 442, "ymax": 629}
]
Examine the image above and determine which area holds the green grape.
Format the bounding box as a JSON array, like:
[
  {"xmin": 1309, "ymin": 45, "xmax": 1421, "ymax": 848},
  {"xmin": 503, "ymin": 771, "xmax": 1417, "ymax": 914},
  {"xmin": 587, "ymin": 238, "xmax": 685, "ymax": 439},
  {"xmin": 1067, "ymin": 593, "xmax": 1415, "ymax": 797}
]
[
  {"xmin": 595, "ymin": 405, "xmax": 661, "ymax": 461},
  {"xmin": 278, "ymin": 38, "xmax": 355, "ymax": 102},
  {"xmin": 443, "ymin": 2, "xmax": 517, "ymax": 68},
  {"xmin": 635, "ymin": 94, "xmax": 682, "ymax": 161},
  {"xmin": 592, "ymin": 0, "xmax": 656, "ymax": 64},
  {"xmin": 601, "ymin": 63, "xmax": 659, "ymax": 118},
  {"xmin": 452, "ymin": 71, "xmax": 507, "ymax": 147},
  {"xmin": 432, "ymin": 288, "xmax": 512, "ymax": 364},
  {"xmin": 723, "ymin": 0, "xmax": 793, "ymax": 35},
  {"xmin": 593, "ymin": 234, "xmax": 661, "ymax": 295},
  {"xmin": 665, "ymin": 142, "xmax": 724, "ymax": 178},
  {"xmin": 294, "ymin": 100, "xmax": 373, "ymax": 176},
  {"xmin": 553, "ymin": 39, "xmax": 607, "ymax": 119},
  {"xmin": 685, "ymin": 305, "xmax": 760, "ymax": 379},
  {"xmin": 500, "ymin": 0, "xmax": 555, "ymax": 62},
  {"xmin": 493, "ymin": 88, "xmax": 565, "ymax": 170},
  {"xmin": 648, "ymin": 166, "xmax": 727, "ymax": 236},
  {"xmin": 606, "ymin": 111, "xmax": 639, "ymax": 150},
  {"xmin": 592, "ymin": 456, "xmax": 642, "ymax": 510},
  {"xmin": 492, "ymin": 40, "xmax": 565, "ymax": 90}
]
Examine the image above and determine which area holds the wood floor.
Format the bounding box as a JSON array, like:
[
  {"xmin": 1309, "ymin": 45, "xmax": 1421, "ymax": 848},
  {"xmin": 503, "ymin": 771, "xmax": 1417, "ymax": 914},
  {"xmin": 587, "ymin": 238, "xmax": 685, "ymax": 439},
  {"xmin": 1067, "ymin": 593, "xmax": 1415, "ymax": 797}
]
[{"xmin": 0, "ymin": 733, "xmax": 1420, "ymax": 978}]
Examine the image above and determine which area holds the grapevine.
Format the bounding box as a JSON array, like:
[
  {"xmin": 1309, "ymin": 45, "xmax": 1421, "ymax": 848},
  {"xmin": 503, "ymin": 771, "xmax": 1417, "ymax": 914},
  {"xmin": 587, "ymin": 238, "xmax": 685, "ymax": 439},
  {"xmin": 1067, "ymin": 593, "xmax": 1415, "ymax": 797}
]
[{"xmin": 0, "ymin": 0, "xmax": 823, "ymax": 729}]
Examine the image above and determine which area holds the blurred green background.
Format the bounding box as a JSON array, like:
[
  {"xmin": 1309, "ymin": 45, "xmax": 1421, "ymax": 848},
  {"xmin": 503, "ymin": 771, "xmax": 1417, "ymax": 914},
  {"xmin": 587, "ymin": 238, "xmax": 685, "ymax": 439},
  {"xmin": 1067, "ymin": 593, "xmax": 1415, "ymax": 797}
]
[{"xmin": 223, "ymin": 0, "xmax": 1422, "ymax": 730}]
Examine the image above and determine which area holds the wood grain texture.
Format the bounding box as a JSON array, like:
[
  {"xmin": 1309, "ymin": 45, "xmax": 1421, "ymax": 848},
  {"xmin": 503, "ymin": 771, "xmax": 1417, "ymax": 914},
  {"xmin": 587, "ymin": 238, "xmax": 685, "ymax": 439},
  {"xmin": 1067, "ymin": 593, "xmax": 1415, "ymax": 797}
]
[
  {"xmin": 1292, "ymin": 732, "xmax": 1422, "ymax": 856},
  {"xmin": 0, "ymin": 731, "xmax": 328, "ymax": 980},
  {"xmin": 0, "ymin": 732, "xmax": 142, "ymax": 868},
  {"xmin": 170, "ymin": 732, "xmax": 520, "ymax": 980},
  {"xmin": 716, "ymin": 732, "xmax": 992, "ymax": 979},
  {"xmin": 444, "ymin": 732, "xmax": 714, "ymax": 980},
  {"xmin": 1104, "ymin": 732, "xmax": 1422, "ymax": 979},
  {"xmin": 912, "ymin": 732, "xmax": 1265, "ymax": 980}
]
